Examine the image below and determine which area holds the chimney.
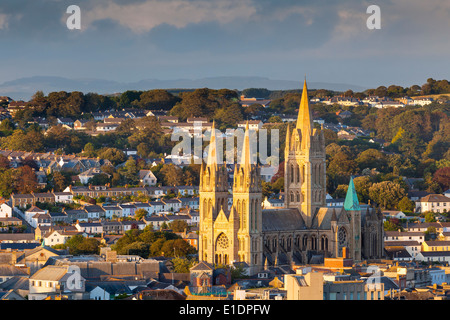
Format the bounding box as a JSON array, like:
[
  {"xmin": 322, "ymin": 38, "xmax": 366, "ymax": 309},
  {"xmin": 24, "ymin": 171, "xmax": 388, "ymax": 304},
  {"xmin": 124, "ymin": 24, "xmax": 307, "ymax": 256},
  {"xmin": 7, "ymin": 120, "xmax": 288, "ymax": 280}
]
[{"xmin": 342, "ymin": 247, "xmax": 348, "ymax": 259}]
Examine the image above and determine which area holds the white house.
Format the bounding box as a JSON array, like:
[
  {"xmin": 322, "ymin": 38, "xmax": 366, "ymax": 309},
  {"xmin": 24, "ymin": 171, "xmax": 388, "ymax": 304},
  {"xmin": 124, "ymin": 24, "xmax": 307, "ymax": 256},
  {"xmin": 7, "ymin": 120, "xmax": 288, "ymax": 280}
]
[
  {"xmin": 53, "ymin": 192, "xmax": 73, "ymax": 204},
  {"xmin": 139, "ymin": 170, "xmax": 157, "ymax": 186},
  {"xmin": 413, "ymin": 98, "xmax": 433, "ymax": 106},
  {"xmin": 416, "ymin": 194, "xmax": 450, "ymax": 213},
  {"xmin": 44, "ymin": 229, "xmax": 81, "ymax": 246},
  {"xmin": 382, "ymin": 210, "xmax": 407, "ymax": 221},
  {"xmin": 162, "ymin": 199, "xmax": 182, "ymax": 212},
  {"xmin": 121, "ymin": 220, "xmax": 146, "ymax": 232},
  {"xmin": 262, "ymin": 197, "xmax": 284, "ymax": 209},
  {"xmin": 83, "ymin": 205, "xmax": 105, "ymax": 219},
  {"xmin": 28, "ymin": 265, "xmax": 86, "ymax": 300},
  {"xmin": 373, "ymin": 101, "xmax": 405, "ymax": 108},
  {"xmin": 102, "ymin": 206, "xmax": 122, "ymax": 219},
  {"xmin": 260, "ymin": 165, "xmax": 278, "ymax": 183},
  {"xmin": 96, "ymin": 123, "xmax": 119, "ymax": 132},
  {"xmin": 149, "ymin": 201, "xmax": 165, "ymax": 215},
  {"xmin": 175, "ymin": 186, "xmax": 198, "ymax": 197},
  {"xmin": 75, "ymin": 222, "xmax": 103, "ymax": 234},
  {"xmin": 428, "ymin": 267, "xmax": 446, "ymax": 285},
  {"xmin": 384, "ymin": 230, "xmax": 425, "ymax": 243},
  {"xmin": 237, "ymin": 120, "xmax": 264, "ymax": 131},
  {"xmin": 78, "ymin": 168, "xmax": 109, "ymax": 185},
  {"xmin": 0, "ymin": 203, "xmax": 13, "ymax": 218},
  {"xmin": 133, "ymin": 203, "xmax": 152, "ymax": 216},
  {"xmin": 143, "ymin": 215, "xmax": 169, "ymax": 230},
  {"xmin": 164, "ymin": 214, "xmax": 191, "ymax": 226},
  {"xmin": 119, "ymin": 204, "xmax": 136, "ymax": 217}
]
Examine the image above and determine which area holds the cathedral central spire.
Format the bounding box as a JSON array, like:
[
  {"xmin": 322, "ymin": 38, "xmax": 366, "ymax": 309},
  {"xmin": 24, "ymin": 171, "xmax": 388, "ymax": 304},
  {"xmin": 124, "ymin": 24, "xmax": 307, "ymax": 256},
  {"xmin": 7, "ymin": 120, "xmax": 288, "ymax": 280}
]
[{"xmin": 296, "ymin": 79, "xmax": 313, "ymax": 140}]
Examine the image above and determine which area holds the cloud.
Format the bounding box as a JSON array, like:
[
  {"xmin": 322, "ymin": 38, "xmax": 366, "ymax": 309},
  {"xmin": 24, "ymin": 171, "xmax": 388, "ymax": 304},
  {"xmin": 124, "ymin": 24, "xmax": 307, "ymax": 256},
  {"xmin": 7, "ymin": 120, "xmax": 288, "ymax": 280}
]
[
  {"xmin": 0, "ymin": 13, "xmax": 10, "ymax": 29},
  {"xmin": 82, "ymin": 0, "xmax": 257, "ymax": 33}
]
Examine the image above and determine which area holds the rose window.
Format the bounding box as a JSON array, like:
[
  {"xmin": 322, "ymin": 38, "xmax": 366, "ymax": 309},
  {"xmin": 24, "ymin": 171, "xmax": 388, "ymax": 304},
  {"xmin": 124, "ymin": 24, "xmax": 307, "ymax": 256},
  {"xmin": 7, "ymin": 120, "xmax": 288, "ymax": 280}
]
[
  {"xmin": 338, "ymin": 227, "xmax": 347, "ymax": 246},
  {"xmin": 216, "ymin": 233, "xmax": 229, "ymax": 250}
]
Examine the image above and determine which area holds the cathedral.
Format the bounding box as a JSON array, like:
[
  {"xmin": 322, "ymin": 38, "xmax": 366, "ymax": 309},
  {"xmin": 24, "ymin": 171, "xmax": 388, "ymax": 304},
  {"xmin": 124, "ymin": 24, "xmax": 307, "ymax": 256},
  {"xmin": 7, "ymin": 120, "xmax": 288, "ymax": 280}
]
[{"xmin": 198, "ymin": 80, "xmax": 384, "ymax": 275}]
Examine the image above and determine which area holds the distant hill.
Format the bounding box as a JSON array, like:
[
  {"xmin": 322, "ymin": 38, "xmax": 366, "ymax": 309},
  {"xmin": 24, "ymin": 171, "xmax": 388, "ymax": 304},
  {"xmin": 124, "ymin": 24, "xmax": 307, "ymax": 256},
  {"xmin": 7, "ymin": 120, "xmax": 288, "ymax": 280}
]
[{"xmin": 0, "ymin": 76, "xmax": 368, "ymax": 101}]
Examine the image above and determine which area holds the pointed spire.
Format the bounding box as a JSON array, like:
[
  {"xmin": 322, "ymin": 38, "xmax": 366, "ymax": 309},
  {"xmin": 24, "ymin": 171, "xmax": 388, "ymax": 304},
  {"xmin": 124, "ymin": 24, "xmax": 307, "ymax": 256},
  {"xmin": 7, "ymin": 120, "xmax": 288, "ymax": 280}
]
[
  {"xmin": 206, "ymin": 121, "xmax": 219, "ymax": 167},
  {"xmin": 331, "ymin": 208, "xmax": 337, "ymax": 222},
  {"xmin": 285, "ymin": 122, "xmax": 291, "ymax": 154},
  {"xmin": 296, "ymin": 79, "xmax": 313, "ymax": 141},
  {"xmin": 240, "ymin": 121, "xmax": 252, "ymax": 170},
  {"xmin": 344, "ymin": 176, "xmax": 361, "ymax": 211}
]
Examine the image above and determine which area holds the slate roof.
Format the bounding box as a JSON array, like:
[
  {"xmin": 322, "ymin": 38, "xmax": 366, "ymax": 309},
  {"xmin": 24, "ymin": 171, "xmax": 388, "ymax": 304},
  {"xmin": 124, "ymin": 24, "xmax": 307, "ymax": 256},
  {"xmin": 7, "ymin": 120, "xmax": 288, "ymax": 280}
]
[
  {"xmin": 0, "ymin": 264, "xmax": 29, "ymax": 277},
  {"xmin": 420, "ymin": 194, "xmax": 449, "ymax": 202},
  {"xmin": 262, "ymin": 208, "xmax": 306, "ymax": 232}
]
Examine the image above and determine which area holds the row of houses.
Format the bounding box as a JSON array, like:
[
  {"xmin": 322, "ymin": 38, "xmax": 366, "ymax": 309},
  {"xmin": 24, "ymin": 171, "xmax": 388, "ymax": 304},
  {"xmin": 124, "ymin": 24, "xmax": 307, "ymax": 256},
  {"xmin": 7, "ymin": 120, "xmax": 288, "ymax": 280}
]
[
  {"xmin": 8, "ymin": 184, "xmax": 199, "ymax": 209},
  {"xmin": 384, "ymin": 221, "xmax": 450, "ymax": 263},
  {"xmin": 312, "ymin": 95, "xmax": 436, "ymax": 108},
  {"xmin": 0, "ymin": 149, "xmax": 113, "ymax": 174},
  {"xmin": 13, "ymin": 196, "xmax": 200, "ymax": 227}
]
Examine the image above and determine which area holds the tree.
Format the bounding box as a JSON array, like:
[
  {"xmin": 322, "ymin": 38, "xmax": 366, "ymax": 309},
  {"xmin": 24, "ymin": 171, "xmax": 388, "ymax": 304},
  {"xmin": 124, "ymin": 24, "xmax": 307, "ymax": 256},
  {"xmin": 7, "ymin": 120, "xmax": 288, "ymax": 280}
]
[
  {"xmin": 352, "ymin": 176, "xmax": 372, "ymax": 204},
  {"xmin": 384, "ymin": 219, "xmax": 403, "ymax": 231},
  {"xmin": 136, "ymin": 142, "xmax": 151, "ymax": 159},
  {"xmin": 397, "ymin": 197, "xmax": 415, "ymax": 213},
  {"xmin": 424, "ymin": 226, "xmax": 437, "ymax": 240},
  {"xmin": 118, "ymin": 90, "xmax": 143, "ymax": 108},
  {"xmin": 356, "ymin": 149, "xmax": 387, "ymax": 172},
  {"xmin": 122, "ymin": 241, "xmax": 149, "ymax": 257},
  {"xmin": 97, "ymin": 148, "xmax": 126, "ymax": 166},
  {"xmin": 267, "ymin": 116, "xmax": 282, "ymax": 123},
  {"xmin": 170, "ymin": 220, "xmax": 189, "ymax": 232},
  {"xmin": 425, "ymin": 213, "xmax": 436, "ymax": 223},
  {"xmin": 161, "ymin": 239, "xmax": 196, "ymax": 257},
  {"xmin": 0, "ymin": 119, "xmax": 15, "ymax": 136},
  {"xmin": 433, "ymin": 167, "xmax": 450, "ymax": 191},
  {"xmin": 333, "ymin": 184, "xmax": 348, "ymax": 199},
  {"xmin": 82, "ymin": 142, "xmax": 97, "ymax": 158},
  {"xmin": 88, "ymin": 173, "xmax": 111, "ymax": 186},
  {"xmin": 64, "ymin": 234, "xmax": 100, "ymax": 255},
  {"xmin": 214, "ymin": 103, "xmax": 244, "ymax": 128},
  {"xmin": 160, "ymin": 164, "xmax": 183, "ymax": 186},
  {"xmin": 52, "ymin": 171, "xmax": 70, "ymax": 192},
  {"xmin": 242, "ymin": 88, "xmax": 270, "ymax": 99},
  {"xmin": 172, "ymin": 256, "xmax": 196, "ymax": 273},
  {"xmin": 136, "ymin": 89, "xmax": 181, "ymax": 110},
  {"xmin": 121, "ymin": 157, "xmax": 139, "ymax": 184},
  {"xmin": 327, "ymin": 151, "xmax": 358, "ymax": 188},
  {"xmin": 0, "ymin": 169, "xmax": 18, "ymax": 198},
  {"xmin": 134, "ymin": 208, "xmax": 148, "ymax": 221},
  {"xmin": 0, "ymin": 155, "xmax": 10, "ymax": 170},
  {"xmin": 16, "ymin": 165, "xmax": 38, "ymax": 194},
  {"xmin": 368, "ymin": 181, "xmax": 406, "ymax": 210}
]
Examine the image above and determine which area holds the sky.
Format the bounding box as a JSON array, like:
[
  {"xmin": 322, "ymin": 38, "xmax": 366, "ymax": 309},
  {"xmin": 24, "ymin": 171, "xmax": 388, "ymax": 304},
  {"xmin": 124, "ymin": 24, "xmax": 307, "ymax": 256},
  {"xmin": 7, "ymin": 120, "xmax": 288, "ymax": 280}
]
[{"xmin": 0, "ymin": 0, "xmax": 449, "ymax": 89}]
